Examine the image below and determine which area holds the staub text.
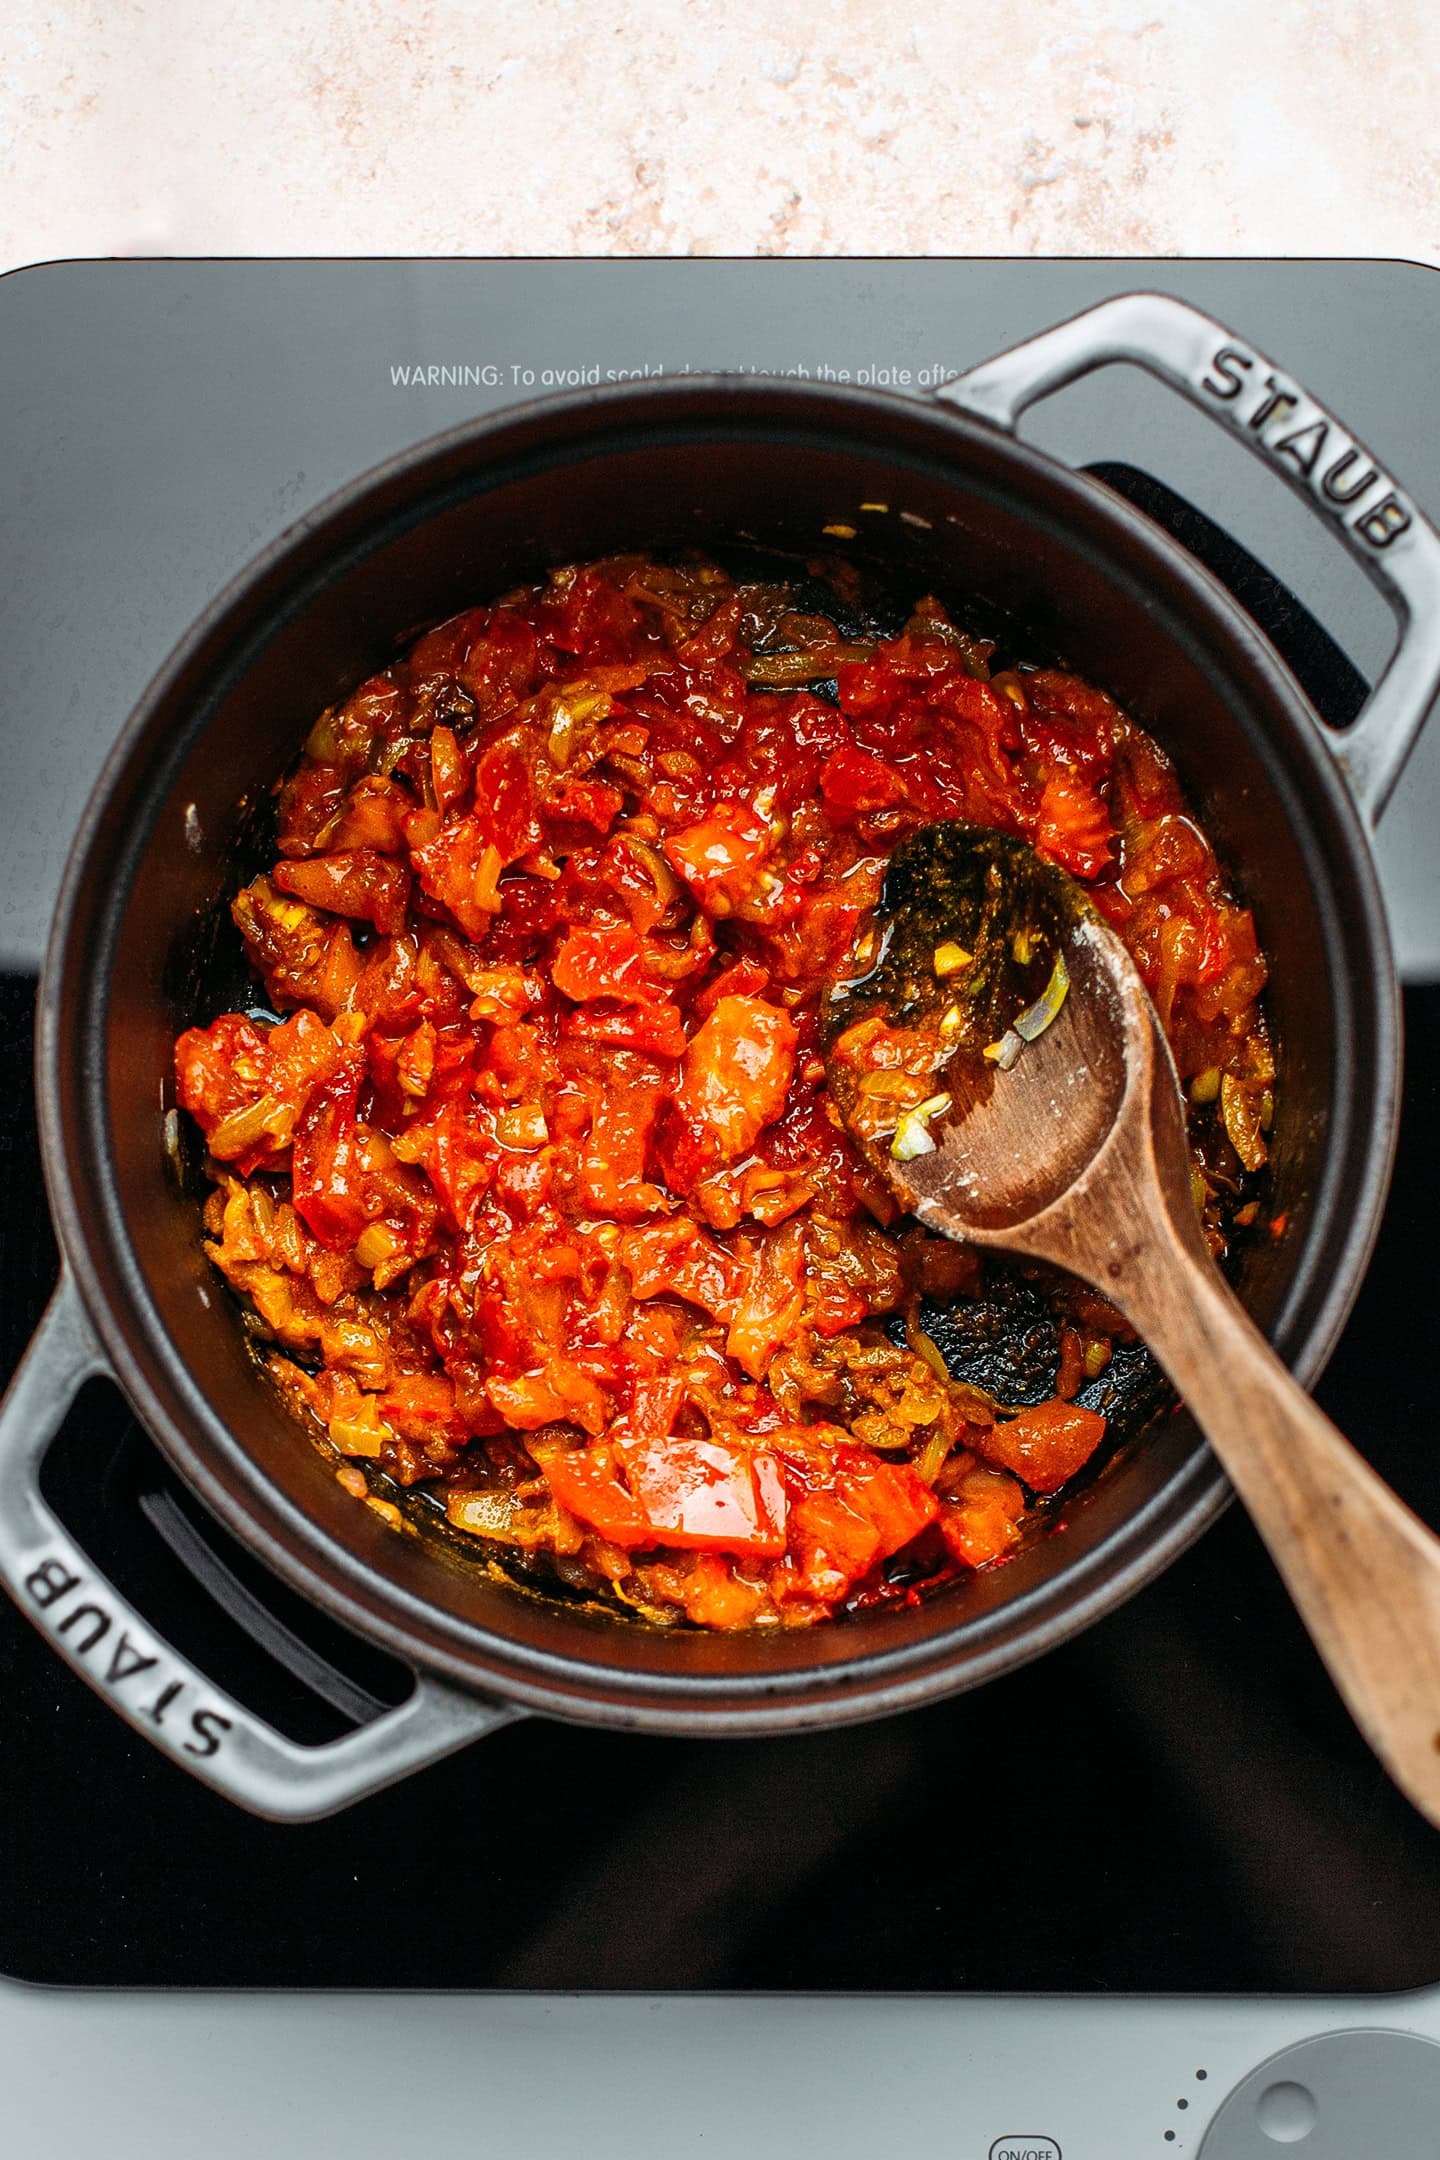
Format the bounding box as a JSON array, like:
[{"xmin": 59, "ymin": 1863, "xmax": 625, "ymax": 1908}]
[
  {"xmin": 25, "ymin": 1554, "xmax": 233, "ymax": 1757},
  {"xmin": 1200, "ymin": 344, "xmax": 1411, "ymax": 550}
]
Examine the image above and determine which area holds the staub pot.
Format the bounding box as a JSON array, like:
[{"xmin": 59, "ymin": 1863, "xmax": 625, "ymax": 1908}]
[{"xmin": 3, "ymin": 294, "xmax": 1438, "ymax": 1820}]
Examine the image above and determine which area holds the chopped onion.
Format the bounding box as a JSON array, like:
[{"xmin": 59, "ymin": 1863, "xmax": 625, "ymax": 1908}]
[
  {"xmin": 327, "ymin": 1393, "xmax": 388, "ymax": 1459},
  {"xmin": 983, "ymin": 1029, "xmax": 1025, "ymax": 1071},
  {"xmin": 740, "ymin": 647, "xmax": 873, "ymax": 686},
  {"xmin": 908, "ymin": 1325, "xmax": 951, "ymax": 1383},
  {"xmin": 1220, "ymin": 1072, "xmax": 1268, "ymax": 1172},
  {"xmin": 471, "ymin": 843, "xmax": 505, "ymax": 914},
  {"xmin": 915, "ymin": 1428, "xmax": 953, "ymax": 1486},
  {"xmin": 447, "ymin": 1489, "xmax": 520, "ymax": 1538},
  {"xmin": 1013, "ymin": 952, "xmax": 1070, "ymax": 1042},
  {"xmin": 1082, "ymin": 1338, "xmax": 1111, "ymax": 1379},
  {"xmin": 618, "ymin": 835, "xmax": 680, "ymax": 913},
  {"xmin": 208, "ymin": 1091, "xmax": 286, "ymax": 1157},
  {"xmin": 495, "ymin": 1103, "xmax": 549, "ymax": 1151},
  {"xmin": 889, "ymin": 1092, "xmax": 951, "ymax": 1159},
  {"xmin": 355, "ymin": 1221, "xmax": 404, "ymax": 1271},
  {"xmin": 932, "ymin": 940, "xmax": 972, "ymax": 977},
  {"xmin": 890, "ymin": 1112, "xmax": 937, "ymax": 1160}
]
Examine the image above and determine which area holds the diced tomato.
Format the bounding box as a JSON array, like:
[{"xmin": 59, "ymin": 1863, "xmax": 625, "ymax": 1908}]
[
  {"xmin": 466, "ymin": 1278, "xmax": 530, "ymax": 1372},
  {"xmin": 787, "ymin": 1449, "xmax": 939, "ymax": 1598},
  {"xmin": 1018, "ymin": 669, "xmax": 1120, "ymax": 784},
  {"xmin": 473, "ymin": 736, "xmax": 542, "ymax": 863},
  {"xmin": 693, "ymin": 1162, "xmax": 815, "ymax": 1233},
  {"xmin": 541, "ymin": 564, "xmax": 646, "ymax": 663},
  {"xmin": 465, "ymin": 964, "xmax": 538, "ymax": 1024},
  {"xmin": 835, "ymin": 652, "xmax": 905, "ymax": 722},
  {"xmin": 457, "ymin": 612, "xmax": 539, "ymax": 716},
  {"xmin": 290, "ymin": 1061, "xmax": 370, "ymax": 1247},
  {"xmin": 618, "ymin": 1219, "xmax": 743, "ymax": 1321},
  {"xmin": 484, "ymin": 1018, "xmax": 560, "ymax": 1098},
  {"xmin": 618, "ymin": 1436, "xmax": 788, "ymax": 1557},
  {"xmin": 562, "ymin": 999, "xmax": 687, "ymax": 1059},
  {"xmin": 378, "ymin": 1371, "xmax": 469, "ymax": 1446},
  {"xmin": 274, "ymin": 850, "xmax": 412, "ymax": 934},
  {"xmin": 783, "ymin": 872, "xmax": 885, "ymax": 989},
  {"xmin": 836, "ymin": 1449, "xmax": 941, "ymax": 1561},
  {"xmin": 542, "ymin": 1447, "xmax": 653, "ymax": 1547},
  {"xmin": 691, "ymin": 957, "xmax": 771, "ymax": 1020},
  {"xmin": 664, "ymin": 800, "xmax": 772, "ymax": 910},
  {"xmin": 976, "ymin": 1398, "xmax": 1108, "ymax": 1494},
  {"xmin": 616, "ymin": 1368, "xmax": 686, "ymax": 1440},
  {"xmin": 405, "ymin": 745, "xmax": 541, "ymax": 939},
  {"xmin": 551, "ymin": 923, "xmax": 652, "ymax": 1002},
  {"xmin": 939, "ymin": 1464, "xmax": 1027, "ymax": 1569},
  {"xmin": 575, "ymin": 1080, "xmax": 667, "ymax": 1219},
  {"xmin": 664, "ymin": 994, "xmax": 798, "ymax": 1188},
  {"xmin": 668, "ymin": 1552, "xmax": 766, "ymax": 1630},
  {"xmin": 1034, "ymin": 770, "xmax": 1113, "ymax": 880},
  {"xmin": 789, "ymin": 1488, "xmax": 884, "ymax": 1600},
  {"xmin": 544, "ymin": 1434, "xmax": 786, "ymax": 1559},
  {"xmin": 548, "ymin": 779, "xmax": 625, "ymax": 832},
  {"xmin": 326, "ymin": 775, "xmax": 415, "ymax": 855},
  {"xmin": 487, "ymin": 1362, "xmax": 608, "ymax": 1435},
  {"xmin": 175, "ymin": 1008, "xmax": 352, "ymax": 1172},
  {"xmin": 395, "ymin": 1091, "xmax": 494, "ymax": 1231},
  {"xmin": 726, "ymin": 1219, "xmax": 807, "ymax": 1379},
  {"xmin": 819, "ymin": 745, "xmax": 908, "ymax": 819},
  {"xmin": 491, "ymin": 1145, "xmax": 555, "ymax": 1220},
  {"xmin": 1118, "ymin": 811, "xmax": 1213, "ymax": 896},
  {"xmin": 409, "ymin": 607, "xmax": 490, "ymax": 676},
  {"xmin": 404, "ymin": 813, "xmax": 500, "ymax": 941}
]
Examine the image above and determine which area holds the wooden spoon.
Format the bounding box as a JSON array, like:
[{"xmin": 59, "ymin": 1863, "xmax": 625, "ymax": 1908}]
[{"xmin": 829, "ymin": 823, "xmax": 1440, "ymax": 1829}]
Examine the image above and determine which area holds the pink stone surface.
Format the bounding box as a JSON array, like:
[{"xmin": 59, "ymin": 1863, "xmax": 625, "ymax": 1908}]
[{"xmin": 3, "ymin": 0, "xmax": 1438, "ymax": 267}]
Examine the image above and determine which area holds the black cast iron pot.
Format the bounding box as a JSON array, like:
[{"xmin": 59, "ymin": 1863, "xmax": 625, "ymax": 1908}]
[{"xmin": 4, "ymin": 293, "xmax": 1439, "ymax": 1820}]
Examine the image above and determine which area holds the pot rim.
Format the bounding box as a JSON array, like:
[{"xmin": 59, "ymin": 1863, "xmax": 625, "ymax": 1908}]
[{"xmin": 34, "ymin": 374, "xmax": 1402, "ymax": 1729}]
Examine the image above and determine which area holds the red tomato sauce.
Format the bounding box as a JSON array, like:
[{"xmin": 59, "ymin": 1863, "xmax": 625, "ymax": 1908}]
[{"xmin": 174, "ymin": 555, "xmax": 1274, "ymax": 1630}]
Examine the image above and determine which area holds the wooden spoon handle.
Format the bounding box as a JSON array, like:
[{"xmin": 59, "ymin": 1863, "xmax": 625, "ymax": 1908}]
[{"xmin": 1125, "ymin": 1247, "xmax": 1440, "ymax": 1828}]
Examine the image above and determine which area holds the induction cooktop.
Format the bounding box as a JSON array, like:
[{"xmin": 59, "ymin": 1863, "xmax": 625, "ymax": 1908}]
[{"xmin": 1, "ymin": 258, "xmax": 1438, "ymax": 2160}]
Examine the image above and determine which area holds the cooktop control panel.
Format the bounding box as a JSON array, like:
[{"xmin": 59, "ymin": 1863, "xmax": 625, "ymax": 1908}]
[{"xmin": 3, "ymin": 1987, "xmax": 1440, "ymax": 2159}]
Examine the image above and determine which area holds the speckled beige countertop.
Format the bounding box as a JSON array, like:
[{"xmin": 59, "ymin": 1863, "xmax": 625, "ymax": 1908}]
[{"xmin": 3, "ymin": 0, "xmax": 1438, "ymax": 265}]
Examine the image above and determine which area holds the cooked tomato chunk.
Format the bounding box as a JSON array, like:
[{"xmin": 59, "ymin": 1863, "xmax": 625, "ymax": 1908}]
[
  {"xmin": 273, "ymin": 850, "xmax": 411, "ymax": 935},
  {"xmin": 976, "ymin": 1399, "xmax": 1108, "ymax": 1495}
]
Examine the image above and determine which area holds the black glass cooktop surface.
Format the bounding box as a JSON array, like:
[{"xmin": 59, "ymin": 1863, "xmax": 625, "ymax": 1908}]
[{"xmin": 1, "ymin": 259, "xmax": 1437, "ymax": 1992}]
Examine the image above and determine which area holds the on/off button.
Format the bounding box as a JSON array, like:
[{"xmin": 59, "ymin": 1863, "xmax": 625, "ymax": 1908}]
[
  {"xmin": 989, "ymin": 2141, "xmax": 1062, "ymax": 2160},
  {"xmin": 1255, "ymin": 2081, "xmax": 1318, "ymax": 2143}
]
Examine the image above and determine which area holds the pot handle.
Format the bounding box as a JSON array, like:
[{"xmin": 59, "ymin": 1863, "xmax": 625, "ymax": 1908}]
[
  {"xmin": 933, "ymin": 291, "xmax": 1440, "ymax": 823},
  {"xmin": 0, "ymin": 1276, "xmax": 522, "ymax": 1822}
]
